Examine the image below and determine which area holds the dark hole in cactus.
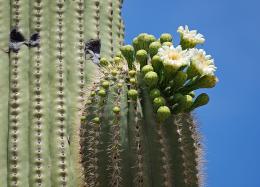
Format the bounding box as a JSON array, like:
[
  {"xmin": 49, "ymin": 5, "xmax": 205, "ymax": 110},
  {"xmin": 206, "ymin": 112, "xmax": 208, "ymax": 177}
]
[
  {"xmin": 85, "ymin": 39, "xmax": 101, "ymax": 64},
  {"xmin": 27, "ymin": 32, "xmax": 40, "ymax": 47},
  {"xmin": 8, "ymin": 27, "xmax": 26, "ymax": 53}
]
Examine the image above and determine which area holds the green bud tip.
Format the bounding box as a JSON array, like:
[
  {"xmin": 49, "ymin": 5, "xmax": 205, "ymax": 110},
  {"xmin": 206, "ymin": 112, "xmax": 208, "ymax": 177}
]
[
  {"xmin": 150, "ymin": 88, "xmax": 161, "ymax": 99},
  {"xmin": 113, "ymin": 106, "xmax": 121, "ymax": 114},
  {"xmin": 141, "ymin": 65, "xmax": 154, "ymax": 75},
  {"xmin": 192, "ymin": 93, "xmax": 209, "ymax": 109},
  {"xmin": 128, "ymin": 89, "xmax": 138, "ymax": 100},
  {"xmin": 160, "ymin": 33, "xmax": 173, "ymax": 43},
  {"xmin": 117, "ymin": 83, "xmax": 123, "ymax": 88},
  {"xmin": 144, "ymin": 71, "xmax": 158, "ymax": 88},
  {"xmin": 102, "ymin": 81, "xmax": 110, "ymax": 89},
  {"xmin": 151, "ymin": 55, "xmax": 163, "ymax": 72},
  {"xmin": 129, "ymin": 70, "xmax": 136, "ymax": 77},
  {"xmin": 136, "ymin": 49, "xmax": 148, "ymax": 67},
  {"xmin": 157, "ymin": 106, "xmax": 171, "ymax": 122},
  {"xmin": 130, "ymin": 78, "xmax": 137, "ymax": 84},
  {"xmin": 149, "ymin": 41, "xmax": 162, "ymax": 57},
  {"xmin": 111, "ymin": 69, "xmax": 118, "ymax": 76},
  {"xmin": 153, "ymin": 96, "xmax": 166, "ymax": 109},
  {"xmin": 100, "ymin": 58, "xmax": 109, "ymax": 66},
  {"xmin": 90, "ymin": 91, "xmax": 96, "ymax": 97},
  {"xmin": 92, "ymin": 117, "xmax": 100, "ymax": 124},
  {"xmin": 98, "ymin": 89, "xmax": 106, "ymax": 97},
  {"xmin": 114, "ymin": 56, "xmax": 123, "ymax": 64},
  {"xmin": 162, "ymin": 42, "xmax": 173, "ymax": 47}
]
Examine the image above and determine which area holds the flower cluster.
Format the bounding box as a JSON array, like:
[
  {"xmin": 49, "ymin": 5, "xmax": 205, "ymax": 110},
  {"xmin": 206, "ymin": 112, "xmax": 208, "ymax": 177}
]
[{"xmin": 118, "ymin": 25, "xmax": 218, "ymax": 122}]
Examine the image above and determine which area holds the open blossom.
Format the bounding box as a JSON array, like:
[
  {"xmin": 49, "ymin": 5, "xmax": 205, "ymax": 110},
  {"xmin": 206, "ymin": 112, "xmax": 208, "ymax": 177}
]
[
  {"xmin": 158, "ymin": 45, "xmax": 190, "ymax": 70},
  {"xmin": 178, "ymin": 25, "xmax": 205, "ymax": 45},
  {"xmin": 190, "ymin": 49, "xmax": 216, "ymax": 75}
]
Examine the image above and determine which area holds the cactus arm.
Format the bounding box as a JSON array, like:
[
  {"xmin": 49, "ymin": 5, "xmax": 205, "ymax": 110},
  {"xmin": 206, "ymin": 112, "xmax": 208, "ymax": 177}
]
[
  {"xmin": 7, "ymin": 0, "xmax": 30, "ymax": 186},
  {"xmin": 28, "ymin": 0, "xmax": 52, "ymax": 186},
  {"xmin": 99, "ymin": 0, "xmax": 113, "ymax": 58},
  {"xmin": 139, "ymin": 78, "xmax": 168, "ymax": 187},
  {"xmin": 0, "ymin": 0, "xmax": 10, "ymax": 186},
  {"xmin": 176, "ymin": 113, "xmax": 202, "ymax": 187},
  {"xmin": 119, "ymin": 83, "xmax": 132, "ymax": 187}
]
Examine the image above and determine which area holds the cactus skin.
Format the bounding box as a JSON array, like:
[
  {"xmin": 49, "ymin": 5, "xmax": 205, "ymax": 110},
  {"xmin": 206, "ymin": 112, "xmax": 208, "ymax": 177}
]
[{"xmin": 0, "ymin": 0, "xmax": 124, "ymax": 186}]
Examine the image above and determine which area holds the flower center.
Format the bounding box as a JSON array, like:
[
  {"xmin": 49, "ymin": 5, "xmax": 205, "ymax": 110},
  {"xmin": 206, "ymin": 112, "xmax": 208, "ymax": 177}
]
[{"xmin": 168, "ymin": 52, "xmax": 180, "ymax": 60}]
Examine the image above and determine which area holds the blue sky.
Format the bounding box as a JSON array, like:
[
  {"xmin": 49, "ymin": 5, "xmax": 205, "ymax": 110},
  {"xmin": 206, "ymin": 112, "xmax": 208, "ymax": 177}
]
[{"xmin": 122, "ymin": 0, "xmax": 260, "ymax": 186}]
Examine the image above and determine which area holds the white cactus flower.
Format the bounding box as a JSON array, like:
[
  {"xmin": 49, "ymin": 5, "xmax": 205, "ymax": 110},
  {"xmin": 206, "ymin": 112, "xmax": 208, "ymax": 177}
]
[
  {"xmin": 158, "ymin": 45, "xmax": 190, "ymax": 70},
  {"xmin": 178, "ymin": 25, "xmax": 205, "ymax": 45},
  {"xmin": 190, "ymin": 49, "xmax": 216, "ymax": 75}
]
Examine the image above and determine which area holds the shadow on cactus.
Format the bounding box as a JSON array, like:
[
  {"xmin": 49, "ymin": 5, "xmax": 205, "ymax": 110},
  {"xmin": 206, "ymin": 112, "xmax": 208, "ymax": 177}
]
[{"xmin": 80, "ymin": 26, "xmax": 218, "ymax": 187}]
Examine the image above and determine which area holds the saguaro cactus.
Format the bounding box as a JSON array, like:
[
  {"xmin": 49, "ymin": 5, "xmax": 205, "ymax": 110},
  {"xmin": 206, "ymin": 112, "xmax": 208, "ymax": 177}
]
[
  {"xmin": 0, "ymin": 0, "xmax": 124, "ymax": 186},
  {"xmin": 0, "ymin": 0, "xmax": 217, "ymax": 187},
  {"xmin": 80, "ymin": 29, "xmax": 218, "ymax": 187}
]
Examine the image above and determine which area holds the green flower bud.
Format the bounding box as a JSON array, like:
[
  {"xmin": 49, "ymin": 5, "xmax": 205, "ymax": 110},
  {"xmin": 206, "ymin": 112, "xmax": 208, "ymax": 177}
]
[
  {"xmin": 157, "ymin": 106, "xmax": 171, "ymax": 122},
  {"xmin": 113, "ymin": 106, "xmax": 121, "ymax": 114},
  {"xmin": 129, "ymin": 70, "xmax": 136, "ymax": 77},
  {"xmin": 117, "ymin": 83, "xmax": 123, "ymax": 88},
  {"xmin": 136, "ymin": 49, "xmax": 148, "ymax": 68},
  {"xmin": 162, "ymin": 42, "xmax": 173, "ymax": 47},
  {"xmin": 171, "ymin": 93, "xmax": 183, "ymax": 104},
  {"xmin": 111, "ymin": 69, "xmax": 118, "ymax": 76},
  {"xmin": 150, "ymin": 88, "xmax": 161, "ymax": 99},
  {"xmin": 98, "ymin": 89, "xmax": 106, "ymax": 97},
  {"xmin": 190, "ymin": 93, "xmax": 209, "ymax": 111},
  {"xmin": 170, "ymin": 71, "xmax": 187, "ymax": 91},
  {"xmin": 100, "ymin": 58, "xmax": 109, "ymax": 66},
  {"xmin": 114, "ymin": 56, "xmax": 123, "ymax": 64},
  {"xmin": 196, "ymin": 75, "xmax": 218, "ymax": 88},
  {"xmin": 115, "ymin": 51, "xmax": 124, "ymax": 58},
  {"xmin": 130, "ymin": 78, "xmax": 137, "ymax": 84},
  {"xmin": 160, "ymin": 33, "xmax": 173, "ymax": 43},
  {"xmin": 172, "ymin": 94, "xmax": 193, "ymax": 113},
  {"xmin": 132, "ymin": 37, "xmax": 139, "ymax": 52},
  {"xmin": 141, "ymin": 65, "xmax": 154, "ymax": 75},
  {"xmin": 120, "ymin": 45, "xmax": 135, "ymax": 69},
  {"xmin": 90, "ymin": 91, "xmax": 96, "ymax": 97},
  {"xmin": 153, "ymin": 96, "xmax": 166, "ymax": 109},
  {"xmin": 151, "ymin": 55, "xmax": 163, "ymax": 74},
  {"xmin": 92, "ymin": 117, "xmax": 100, "ymax": 124},
  {"xmin": 81, "ymin": 116, "xmax": 86, "ymax": 121},
  {"xmin": 149, "ymin": 41, "xmax": 161, "ymax": 57},
  {"xmin": 128, "ymin": 89, "xmax": 138, "ymax": 100},
  {"xmin": 137, "ymin": 33, "xmax": 156, "ymax": 51},
  {"xmin": 102, "ymin": 81, "xmax": 110, "ymax": 89},
  {"xmin": 144, "ymin": 71, "xmax": 158, "ymax": 88}
]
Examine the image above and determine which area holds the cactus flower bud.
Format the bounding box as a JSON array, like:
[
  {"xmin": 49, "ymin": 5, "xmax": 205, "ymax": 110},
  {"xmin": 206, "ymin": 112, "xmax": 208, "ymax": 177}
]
[
  {"xmin": 130, "ymin": 78, "xmax": 136, "ymax": 84},
  {"xmin": 132, "ymin": 37, "xmax": 139, "ymax": 51},
  {"xmin": 157, "ymin": 106, "xmax": 171, "ymax": 122},
  {"xmin": 92, "ymin": 117, "xmax": 100, "ymax": 124},
  {"xmin": 136, "ymin": 49, "xmax": 148, "ymax": 68},
  {"xmin": 144, "ymin": 71, "xmax": 158, "ymax": 88},
  {"xmin": 98, "ymin": 89, "xmax": 106, "ymax": 97},
  {"xmin": 113, "ymin": 106, "xmax": 121, "ymax": 114},
  {"xmin": 141, "ymin": 65, "xmax": 154, "ymax": 75},
  {"xmin": 149, "ymin": 41, "xmax": 161, "ymax": 58},
  {"xmin": 128, "ymin": 89, "xmax": 138, "ymax": 100},
  {"xmin": 100, "ymin": 57, "xmax": 109, "ymax": 66},
  {"xmin": 117, "ymin": 83, "xmax": 123, "ymax": 88},
  {"xmin": 162, "ymin": 42, "xmax": 173, "ymax": 47},
  {"xmin": 196, "ymin": 75, "xmax": 218, "ymax": 89},
  {"xmin": 120, "ymin": 45, "xmax": 135, "ymax": 69},
  {"xmin": 129, "ymin": 70, "xmax": 136, "ymax": 77},
  {"xmin": 102, "ymin": 81, "xmax": 110, "ymax": 89},
  {"xmin": 114, "ymin": 56, "xmax": 123, "ymax": 64},
  {"xmin": 153, "ymin": 96, "xmax": 166, "ymax": 109},
  {"xmin": 111, "ymin": 69, "xmax": 118, "ymax": 76},
  {"xmin": 150, "ymin": 88, "xmax": 161, "ymax": 99},
  {"xmin": 190, "ymin": 93, "xmax": 209, "ymax": 111},
  {"xmin": 137, "ymin": 33, "xmax": 156, "ymax": 51},
  {"xmin": 160, "ymin": 33, "xmax": 173, "ymax": 43},
  {"xmin": 151, "ymin": 55, "xmax": 163, "ymax": 74}
]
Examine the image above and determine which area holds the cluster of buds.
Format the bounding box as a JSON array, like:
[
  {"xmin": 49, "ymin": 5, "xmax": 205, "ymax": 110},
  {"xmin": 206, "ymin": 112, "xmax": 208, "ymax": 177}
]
[{"xmin": 101, "ymin": 26, "xmax": 218, "ymax": 122}]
